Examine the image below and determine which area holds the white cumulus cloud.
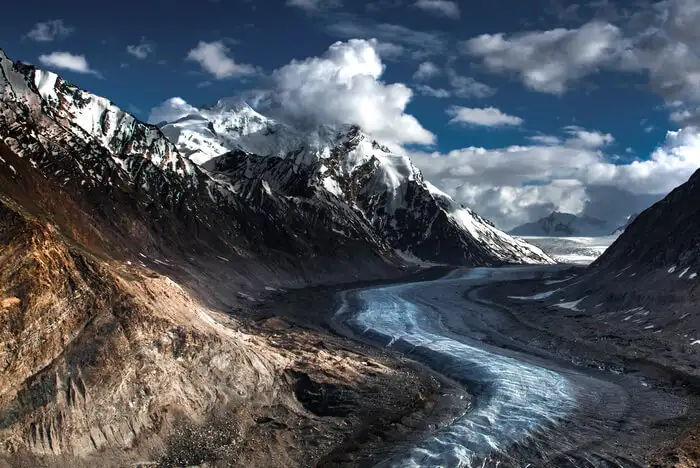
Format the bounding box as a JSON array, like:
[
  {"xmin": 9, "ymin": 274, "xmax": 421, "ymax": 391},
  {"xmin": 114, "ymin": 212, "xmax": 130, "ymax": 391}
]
[
  {"xmin": 413, "ymin": 61, "xmax": 440, "ymax": 81},
  {"xmin": 447, "ymin": 68, "xmax": 497, "ymax": 98},
  {"xmin": 373, "ymin": 41, "xmax": 406, "ymax": 60},
  {"xmin": 38, "ymin": 52, "xmax": 100, "ymax": 76},
  {"xmin": 257, "ymin": 39, "xmax": 435, "ymax": 146},
  {"xmin": 408, "ymin": 126, "xmax": 700, "ymax": 229},
  {"xmin": 127, "ymin": 38, "xmax": 155, "ymax": 59},
  {"xmin": 148, "ymin": 97, "xmax": 200, "ymax": 124},
  {"xmin": 448, "ymin": 106, "xmax": 524, "ymax": 127},
  {"xmin": 462, "ymin": 22, "xmax": 622, "ymax": 94},
  {"xmin": 186, "ymin": 41, "xmax": 257, "ymax": 79},
  {"xmin": 415, "ymin": 85, "xmax": 451, "ymax": 98},
  {"xmin": 326, "ymin": 19, "xmax": 446, "ymax": 58},
  {"xmin": 461, "ymin": 0, "xmax": 700, "ymax": 125},
  {"xmin": 563, "ymin": 126, "xmax": 614, "ymax": 148}
]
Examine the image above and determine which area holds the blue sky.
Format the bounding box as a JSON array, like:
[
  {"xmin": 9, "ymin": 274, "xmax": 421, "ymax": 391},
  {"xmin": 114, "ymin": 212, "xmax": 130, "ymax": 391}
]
[{"xmin": 3, "ymin": 0, "xmax": 700, "ymax": 228}]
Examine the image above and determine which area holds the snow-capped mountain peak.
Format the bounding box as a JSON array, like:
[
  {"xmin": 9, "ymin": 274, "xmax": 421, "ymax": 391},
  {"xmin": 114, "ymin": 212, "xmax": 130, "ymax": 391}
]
[
  {"xmin": 177, "ymin": 99, "xmax": 553, "ymax": 265},
  {"xmin": 1, "ymin": 46, "xmax": 552, "ymax": 267},
  {"xmin": 0, "ymin": 50, "xmax": 194, "ymax": 178}
]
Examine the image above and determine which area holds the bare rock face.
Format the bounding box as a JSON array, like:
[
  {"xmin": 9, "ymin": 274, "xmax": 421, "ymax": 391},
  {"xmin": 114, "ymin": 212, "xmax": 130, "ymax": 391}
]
[
  {"xmin": 164, "ymin": 98, "xmax": 553, "ymax": 267},
  {"xmin": 0, "ymin": 199, "xmax": 278, "ymax": 458},
  {"xmin": 0, "ymin": 49, "xmax": 405, "ymax": 287},
  {"xmin": 591, "ymin": 169, "xmax": 700, "ymax": 274},
  {"xmin": 0, "ymin": 199, "xmax": 451, "ymax": 467},
  {"xmin": 204, "ymin": 141, "xmax": 553, "ymax": 267}
]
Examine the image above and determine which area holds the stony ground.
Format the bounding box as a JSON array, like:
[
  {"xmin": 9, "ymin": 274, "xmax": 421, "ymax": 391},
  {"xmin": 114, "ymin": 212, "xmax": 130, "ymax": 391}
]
[
  {"xmin": 0, "ymin": 207, "xmax": 467, "ymax": 468},
  {"xmin": 475, "ymin": 268, "xmax": 700, "ymax": 467}
]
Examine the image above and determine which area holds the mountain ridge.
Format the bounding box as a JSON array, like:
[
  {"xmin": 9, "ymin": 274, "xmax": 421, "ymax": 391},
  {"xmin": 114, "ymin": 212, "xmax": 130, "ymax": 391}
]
[
  {"xmin": 509, "ymin": 211, "xmax": 614, "ymax": 237},
  {"xmin": 157, "ymin": 95, "xmax": 553, "ymax": 266},
  {"xmin": 610, "ymin": 212, "xmax": 638, "ymax": 235}
]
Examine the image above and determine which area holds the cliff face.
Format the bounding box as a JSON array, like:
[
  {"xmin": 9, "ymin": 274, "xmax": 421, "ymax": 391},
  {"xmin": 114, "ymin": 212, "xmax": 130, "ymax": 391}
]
[{"xmin": 0, "ymin": 198, "xmax": 283, "ymax": 459}]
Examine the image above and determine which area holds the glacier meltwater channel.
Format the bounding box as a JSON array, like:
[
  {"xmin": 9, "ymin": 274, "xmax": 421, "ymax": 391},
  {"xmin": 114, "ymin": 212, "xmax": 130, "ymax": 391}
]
[{"xmin": 337, "ymin": 269, "xmax": 577, "ymax": 467}]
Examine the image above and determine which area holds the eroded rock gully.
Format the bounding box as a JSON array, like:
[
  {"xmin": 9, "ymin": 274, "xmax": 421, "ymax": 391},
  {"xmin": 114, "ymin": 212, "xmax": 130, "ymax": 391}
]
[{"xmin": 0, "ymin": 200, "xmax": 463, "ymax": 467}]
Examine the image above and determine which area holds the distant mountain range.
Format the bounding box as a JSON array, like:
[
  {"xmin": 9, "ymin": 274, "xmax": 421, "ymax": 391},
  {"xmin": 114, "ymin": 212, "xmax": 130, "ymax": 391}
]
[{"xmin": 509, "ymin": 212, "xmax": 616, "ymax": 237}]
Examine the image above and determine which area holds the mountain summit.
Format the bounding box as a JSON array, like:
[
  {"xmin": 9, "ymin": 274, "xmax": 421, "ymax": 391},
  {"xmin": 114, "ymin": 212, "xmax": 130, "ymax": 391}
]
[{"xmin": 157, "ymin": 97, "xmax": 553, "ymax": 266}]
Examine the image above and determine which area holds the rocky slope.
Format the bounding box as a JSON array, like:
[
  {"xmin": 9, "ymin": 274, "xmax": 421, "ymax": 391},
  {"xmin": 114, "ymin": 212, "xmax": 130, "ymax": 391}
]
[
  {"xmin": 0, "ymin": 196, "xmax": 456, "ymax": 467},
  {"xmin": 479, "ymin": 173, "xmax": 700, "ymax": 464},
  {"xmin": 509, "ymin": 211, "xmax": 613, "ymax": 237},
  {"xmin": 160, "ymin": 98, "xmax": 552, "ymax": 266},
  {"xmin": 588, "ymin": 168, "xmax": 700, "ymax": 287},
  {"xmin": 0, "ymin": 49, "xmax": 408, "ymax": 290},
  {"xmin": 610, "ymin": 213, "xmax": 638, "ymax": 235}
]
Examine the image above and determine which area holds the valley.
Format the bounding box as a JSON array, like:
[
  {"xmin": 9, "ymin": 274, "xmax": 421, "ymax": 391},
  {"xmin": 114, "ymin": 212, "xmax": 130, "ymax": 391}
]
[{"xmin": 333, "ymin": 266, "xmax": 698, "ymax": 466}]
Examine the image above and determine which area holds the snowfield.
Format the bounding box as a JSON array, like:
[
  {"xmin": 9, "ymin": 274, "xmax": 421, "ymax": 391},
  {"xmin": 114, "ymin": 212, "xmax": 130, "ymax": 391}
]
[{"xmin": 515, "ymin": 235, "xmax": 620, "ymax": 265}]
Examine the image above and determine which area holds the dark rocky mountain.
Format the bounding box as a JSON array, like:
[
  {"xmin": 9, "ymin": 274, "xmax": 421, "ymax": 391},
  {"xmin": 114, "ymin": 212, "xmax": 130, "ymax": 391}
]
[
  {"xmin": 541, "ymin": 169, "xmax": 700, "ymax": 378},
  {"xmin": 202, "ymin": 132, "xmax": 552, "ymax": 267},
  {"xmin": 591, "ymin": 173, "xmax": 700, "ymax": 276},
  {"xmin": 159, "ymin": 98, "xmax": 553, "ymax": 266},
  {"xmin": 509, "ymin": 211, "xmax": 613, "ymax": 237},
  {"xmin": 0, "ymin": 49, "xmax": 408, "ymax": 284},
  {"xmin": 0, "ymin": 48, "xmax": 413, "ymax": 464}
]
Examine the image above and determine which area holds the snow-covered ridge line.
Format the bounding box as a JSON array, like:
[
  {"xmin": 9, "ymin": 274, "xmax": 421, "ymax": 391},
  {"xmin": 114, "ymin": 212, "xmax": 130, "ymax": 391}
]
[
  {"xmin": 0, "ymin": 49, "xmax": 246, "ymax": 204},
  {"xmin": 160, "ymin": 96, "xmax": 554, "ymax": 266},
  {"xmin": 0, "ymin": 52, "xmax": 190, "ymax": 176},
  {"xmin": 1, "ymin": 48, "xmax": 552, "ymax": 266}
]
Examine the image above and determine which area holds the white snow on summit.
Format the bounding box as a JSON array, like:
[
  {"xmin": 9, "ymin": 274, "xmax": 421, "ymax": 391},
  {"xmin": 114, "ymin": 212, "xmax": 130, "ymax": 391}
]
[
  {"xmin": 0, "ymin": 51, "xmax": 194, "ymax": 178},
  {"xmin": 156, "ymin": 98, "xmax": 553, "ymax": 265}
]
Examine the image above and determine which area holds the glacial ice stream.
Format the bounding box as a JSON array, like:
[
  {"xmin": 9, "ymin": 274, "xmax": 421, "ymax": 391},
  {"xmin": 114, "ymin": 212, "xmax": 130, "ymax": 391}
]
[{"xmin": 334, "ymin": 267, "xmax": 683, "ymax": 467}]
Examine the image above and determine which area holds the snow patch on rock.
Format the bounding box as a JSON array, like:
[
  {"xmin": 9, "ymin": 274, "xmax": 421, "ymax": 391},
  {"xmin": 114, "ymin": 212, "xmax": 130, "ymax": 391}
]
[{"xmin": 554, "ymin": 297, "xmax": 588, "ymax": 311}]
